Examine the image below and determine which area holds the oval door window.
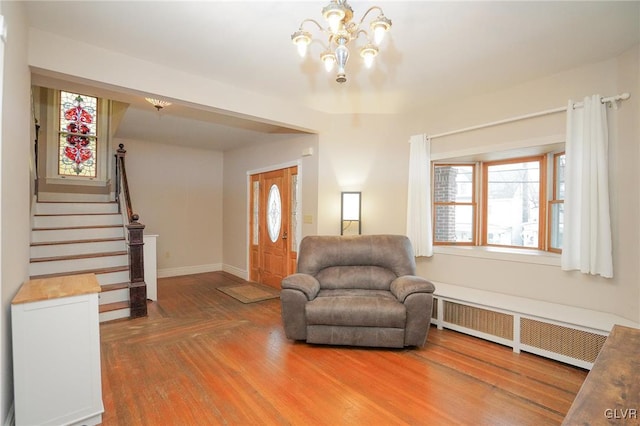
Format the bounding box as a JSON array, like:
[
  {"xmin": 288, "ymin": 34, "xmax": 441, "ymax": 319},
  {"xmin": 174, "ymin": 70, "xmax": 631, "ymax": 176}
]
[{"xmin": 267, "ymin": 184, "xmax": 282, "ymax": 243}]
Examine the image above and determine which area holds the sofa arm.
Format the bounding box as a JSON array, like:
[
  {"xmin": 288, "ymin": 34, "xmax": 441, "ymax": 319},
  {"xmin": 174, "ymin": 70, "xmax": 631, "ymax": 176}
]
[
  {"xmin": 281, "ymin": 273, "xmax": 319, "ymax": 341},
  {"xmin": 281, "ymin": 273, "xmax": 320, "ymax": 300},
  {"xmin": 390, "ymin": 275, "xmax": 435, "ymax": 303}
]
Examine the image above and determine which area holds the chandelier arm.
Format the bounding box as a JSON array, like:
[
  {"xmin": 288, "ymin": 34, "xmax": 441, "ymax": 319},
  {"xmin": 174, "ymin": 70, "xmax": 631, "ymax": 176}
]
[
  {"xmin": 299, "ymin": 18, "xmax": 327, "ymax": 33},
  {"xmin": 357, "ymin": 6, "xmax": 384, "ymax": 25},
  {"xmin": 353, "ymin": 29, "xmax": 370, "ymax": 43}
]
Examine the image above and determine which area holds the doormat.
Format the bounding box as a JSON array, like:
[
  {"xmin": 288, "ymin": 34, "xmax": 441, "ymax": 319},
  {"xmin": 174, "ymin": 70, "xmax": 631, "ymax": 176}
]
[{"xmin": 217, "ymin": 284, "xmax": 280, "ymax": 304}]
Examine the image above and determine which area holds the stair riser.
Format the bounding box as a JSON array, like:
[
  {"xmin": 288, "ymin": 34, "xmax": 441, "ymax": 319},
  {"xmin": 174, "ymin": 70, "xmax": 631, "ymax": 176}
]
[
  {"xmin": 99, "ymin": 308, "xmax": 130, "ymax": 323},
  {"xmin": 31, "ymin": 240, "xmax": 127, "ymax": 259},
  {"xmin": 96, "ymin": 270, "xmax": 130, "ymax": 286},
  {"xmin": 33, "ymin": 214, "xmax": 123, "ymax": 228},
  {"xmin": 31, "ymin": 227, "xmax": 124, "ymax": 243},
  {"xmin": 30, "ymin": 255, "xmax": 129, "ymax": 276},
  {"xmin": 34, "ymin": 202, "xmax": 119, "ymax": 215},
  {"xmin": 99, "ymin": 288, "xmax": 129, "ymax": 305}
]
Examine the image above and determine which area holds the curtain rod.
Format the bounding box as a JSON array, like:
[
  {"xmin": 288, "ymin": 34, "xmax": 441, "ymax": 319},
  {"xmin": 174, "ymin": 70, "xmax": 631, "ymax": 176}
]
[{"xmin": 428, "ymin": 92, "xmax": 631, "ymax": 140}]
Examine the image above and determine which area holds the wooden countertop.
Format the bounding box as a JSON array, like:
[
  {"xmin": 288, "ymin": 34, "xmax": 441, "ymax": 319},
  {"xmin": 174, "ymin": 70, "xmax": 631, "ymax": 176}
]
[
  {"xmin": 12, "ymin": 274, "xmax": 101, "ymax": 305},
  {"xmin": 562, "ymin": 324, "xmax": 640, "ymax": 425}
]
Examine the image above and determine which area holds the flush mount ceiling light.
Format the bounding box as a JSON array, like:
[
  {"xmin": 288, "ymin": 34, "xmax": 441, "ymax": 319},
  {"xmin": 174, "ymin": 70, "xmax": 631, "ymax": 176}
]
[
  {"xmin": 291, "ymin": 0, "xmax": 392, "ymax": 84},
  {"xmin": 144, "ymin": 97, "xmax": 172, "ymax": 111}
]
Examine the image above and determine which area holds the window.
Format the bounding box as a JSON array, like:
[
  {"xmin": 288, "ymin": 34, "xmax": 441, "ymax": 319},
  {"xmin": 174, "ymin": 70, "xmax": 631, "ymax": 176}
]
[
  {"xmin": 548, "ymin": 152, "xmax": 565, "ymax": 252},
  {"xmin": 482, "ymin": 156, "xmax": 545, "ymax": 249},
  {"xmin": 434, "ymin": 151, "xmax": 563, "ymax": 253},
  {"xmin": 433, "ymin": 164, "xmax": 476, "ymax": 244},
  {"xmin": 58, "ymin": 91, "xmax": 98, "ymax": 177}
]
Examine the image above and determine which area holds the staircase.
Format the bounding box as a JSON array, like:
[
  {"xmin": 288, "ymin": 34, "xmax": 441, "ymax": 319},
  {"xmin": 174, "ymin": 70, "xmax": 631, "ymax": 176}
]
[{"xmin": 29, "ymin": 200, "xmax": 131, "ymax": 322}]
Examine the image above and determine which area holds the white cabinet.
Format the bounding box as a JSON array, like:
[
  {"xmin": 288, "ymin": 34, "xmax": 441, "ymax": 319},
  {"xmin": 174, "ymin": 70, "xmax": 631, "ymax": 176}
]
[{"xmin": 12, "ymin": 274, "xmax": 104, "ymax": 426}]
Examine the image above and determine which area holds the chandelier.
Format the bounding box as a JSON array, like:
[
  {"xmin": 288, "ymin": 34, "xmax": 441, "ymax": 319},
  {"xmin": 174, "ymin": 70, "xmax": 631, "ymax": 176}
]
[{"xmin": 291, "ymin": 0, "xmax": 392, "ymax": 84}]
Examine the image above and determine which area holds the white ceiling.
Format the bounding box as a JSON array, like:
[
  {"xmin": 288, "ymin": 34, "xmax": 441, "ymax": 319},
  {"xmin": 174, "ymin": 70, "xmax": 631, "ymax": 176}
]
[{"xmin": 25, "ymin": 1, "xmax": 640, "ymax": 151}]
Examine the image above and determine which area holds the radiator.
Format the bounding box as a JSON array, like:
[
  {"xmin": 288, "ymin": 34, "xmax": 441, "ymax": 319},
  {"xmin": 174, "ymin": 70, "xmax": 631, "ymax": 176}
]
[{"xmin": 431, "ymin": 297, "xmax": 608, "ymax": 369}]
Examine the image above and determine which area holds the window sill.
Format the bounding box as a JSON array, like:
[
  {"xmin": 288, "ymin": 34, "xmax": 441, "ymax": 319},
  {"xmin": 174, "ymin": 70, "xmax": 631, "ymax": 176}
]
[
  {"xmin": 45, "ymin": 176, "xmax": 109, "ymax": 187},
  {"xmin": 432, "ymin": 245, "xmax": 560, "ymax": 266}
]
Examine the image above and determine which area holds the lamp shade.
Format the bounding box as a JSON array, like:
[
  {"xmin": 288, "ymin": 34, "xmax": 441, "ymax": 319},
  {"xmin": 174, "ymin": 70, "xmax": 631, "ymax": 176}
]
[{"xmin": 341, "ymin": 192, "xmax": 361, "ymax": 235}]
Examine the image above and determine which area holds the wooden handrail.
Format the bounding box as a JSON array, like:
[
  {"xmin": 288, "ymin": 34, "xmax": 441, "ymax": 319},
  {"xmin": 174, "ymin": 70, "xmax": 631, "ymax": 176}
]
[
  {"xmin": 115, "ymin": 143, "xmax": 147, "ymax": 318},
  {"xmin": 116, "ymin": 144, "xmax": 133, "ymax": 222}
]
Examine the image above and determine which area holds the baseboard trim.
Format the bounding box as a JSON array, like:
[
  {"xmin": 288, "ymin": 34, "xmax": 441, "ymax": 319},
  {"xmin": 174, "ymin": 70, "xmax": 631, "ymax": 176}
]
[
  {"xmin": 157, "ymin": 263, "xmax": 222, "ymax": 278},
  {"xmin": 222, "ymin": 264, "xmax": 248, "ymax": 280}
]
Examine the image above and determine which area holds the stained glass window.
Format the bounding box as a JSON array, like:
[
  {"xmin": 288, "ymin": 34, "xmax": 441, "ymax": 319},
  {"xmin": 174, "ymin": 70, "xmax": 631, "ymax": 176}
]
[
  {"xmin": 267, "ymin": 184, "xmax": 282, "ymax": 243},
  {"xmin": 58, "ymin": 91, "xmax": 98, "ymax": 177}
]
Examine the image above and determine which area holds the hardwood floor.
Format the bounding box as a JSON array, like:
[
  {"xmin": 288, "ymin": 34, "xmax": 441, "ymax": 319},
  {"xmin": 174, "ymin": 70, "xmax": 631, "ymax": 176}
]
[{"xmin": 100, "ymin": 272, "xmax": 587, "ymax": 425}]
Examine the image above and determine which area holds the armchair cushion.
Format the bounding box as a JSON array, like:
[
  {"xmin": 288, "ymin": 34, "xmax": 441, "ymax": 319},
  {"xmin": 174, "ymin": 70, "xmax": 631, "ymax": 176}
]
[{"xmin": 306, "ymin": 293, "xmax": 406, "ymax": 328}]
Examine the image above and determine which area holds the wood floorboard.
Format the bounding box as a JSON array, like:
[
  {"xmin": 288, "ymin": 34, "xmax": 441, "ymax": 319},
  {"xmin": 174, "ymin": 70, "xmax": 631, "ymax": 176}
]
[{"xmin": 100, "ymin": 271, "xmax": 587, "ymax": 425}]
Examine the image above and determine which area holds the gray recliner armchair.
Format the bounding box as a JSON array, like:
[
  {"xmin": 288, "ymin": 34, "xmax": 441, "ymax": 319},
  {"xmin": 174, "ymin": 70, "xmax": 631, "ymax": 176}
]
[{"xmin": 280, "ymin": 234, "xmax": 435, "ymax": 348}]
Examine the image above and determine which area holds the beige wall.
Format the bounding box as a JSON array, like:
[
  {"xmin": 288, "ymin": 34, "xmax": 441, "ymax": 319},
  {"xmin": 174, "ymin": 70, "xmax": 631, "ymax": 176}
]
[
  {"xmin": 313, "ymin": 47, "xmax": 639, "ymax": 324},
  {"xmin": 316, "ymin": 113, "xmax": 415, "ymax": 236},
  {"xmin": 119, "ymin": 138, "xmax": 224, "ymax": 275},
  {"xmin": 0, "ymin": 1, "xmax": 31, "ymax": 421},
  {"xmin": 417, "ymin": 48, "xmax": 639, "ymax": 323},
  {"xmin": 28, "ymin": 28, "xmax": 325, "ymax": 138},
  {"xmin": 222, "ymin": 133, "xmax": 319, "ymax": 276}
]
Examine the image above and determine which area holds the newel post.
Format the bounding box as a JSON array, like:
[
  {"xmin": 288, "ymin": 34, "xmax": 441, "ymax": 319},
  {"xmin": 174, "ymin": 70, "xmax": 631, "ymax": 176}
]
[{"xmin": 127, "ymin": 214, "xmax": 147, "ymax": 318}]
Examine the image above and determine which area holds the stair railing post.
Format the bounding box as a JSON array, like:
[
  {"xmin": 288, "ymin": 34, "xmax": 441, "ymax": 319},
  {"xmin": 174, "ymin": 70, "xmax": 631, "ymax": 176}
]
[
  {"xmin": 115, "ymin": 144, "xmax": 125, "ymax": 206},
  {"xmin": 116, "ymin": 143, "xmax": 148, "ymax": 319},
  {"xmin": 127, "ymin": 214, "xmax": 147, "ymax": 318}
]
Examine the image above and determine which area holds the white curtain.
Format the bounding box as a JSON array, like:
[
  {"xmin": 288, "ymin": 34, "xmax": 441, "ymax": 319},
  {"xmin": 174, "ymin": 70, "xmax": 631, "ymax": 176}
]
[
  {"xmin": 406, "ymin": 134, "xmax": 433, "ymax": 257},
  {"xmin": 561, "ymin": 95, "xmax": 613, "ymax": 278}
]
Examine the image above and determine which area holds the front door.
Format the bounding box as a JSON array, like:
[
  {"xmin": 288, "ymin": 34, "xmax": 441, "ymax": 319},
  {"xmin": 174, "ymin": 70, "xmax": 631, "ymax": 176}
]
[{"xmin": 250, "ymin": 166, "xmax": 298, "ymax": 288}]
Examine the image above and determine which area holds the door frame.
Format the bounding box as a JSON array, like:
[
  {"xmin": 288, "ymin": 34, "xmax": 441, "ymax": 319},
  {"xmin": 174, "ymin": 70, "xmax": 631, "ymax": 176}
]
[{"xmin": 246, "ymin": 160, "xmax": 302, "ymax": 282}]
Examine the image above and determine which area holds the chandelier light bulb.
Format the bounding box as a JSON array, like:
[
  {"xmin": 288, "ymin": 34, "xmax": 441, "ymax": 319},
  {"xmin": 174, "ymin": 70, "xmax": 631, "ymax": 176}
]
[
  {"xmin": 321, "ymin": 51, "xmax": 336, "ymax": 72},
  {"xmin": 327, "ymin": 14, "xmax": 342, "ymax": 33},
  {"xmin": 360, "ymin": 44, "xmax": 378, "ymax": 69},
  {"xmin": 291, "ymin": 30, "xmax": 312, "ymax": 58},
  {"xmin": 322, "ymin": 1, "xmax": 347, "ymax": 33},
  {"xmin": 371, "ymin": 15, "xmax": 392, "ymax": 45},
  {"xmin": 297, "ymin": 41, "xmax": 308, "ymax": 58},
  {"xmin": 373, "ymin": 26, "xmax": 386, "ymax": 45}
]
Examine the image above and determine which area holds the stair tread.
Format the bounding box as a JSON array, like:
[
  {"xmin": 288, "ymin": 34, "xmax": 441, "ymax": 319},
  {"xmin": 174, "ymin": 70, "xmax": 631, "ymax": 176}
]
[
  {"xmin": 34, "ymin": 213, "xmax": 121, "ymax": 217},
  {"xmin": 33, "ymin": 224, "xmax": 123, "ymax": 231},
  {"xmin": 31, "ymin": 237, "xmax": 126, "ymax": 247},
  {"xmin": 99, "ymin": 301, "xmax": 129, "ymax": 313},
  {"xmin": 101, "ymin": 282, "xmax": 130, "ymax": 292},
  {"xmin": 30, "ymin": 265, "xmax": 129, "ymax": 280},
  {"xmin": 31, "ymin": 250, "xmax": 128, "ymax": 263},
  {"xmin": 36, "ymin": 201, "xmax": 117, "ymax": 204}
]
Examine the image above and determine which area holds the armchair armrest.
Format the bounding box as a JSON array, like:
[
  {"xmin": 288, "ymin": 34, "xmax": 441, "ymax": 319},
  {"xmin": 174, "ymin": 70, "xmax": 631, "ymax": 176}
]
[
  {"xmin": 390, "ymin": 275, "xmax": 435, "ymax": 303},
  {"xmin": 281, "ymin": 273, "xmax": 320, "ymax": 300}
]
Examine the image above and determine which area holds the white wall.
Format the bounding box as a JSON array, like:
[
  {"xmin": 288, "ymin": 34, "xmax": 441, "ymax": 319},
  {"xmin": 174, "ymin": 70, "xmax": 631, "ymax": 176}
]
[
  {"xmin": 119, "ymin": 138, "xmax": 224, "ymax": 277},
  {"xmin": 222, "ymin": 133, "xmax": 319, "ymax": 276},
  {"xmin": 0, "ymin": 1, "xmax": 30, "ymax": 422}
]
